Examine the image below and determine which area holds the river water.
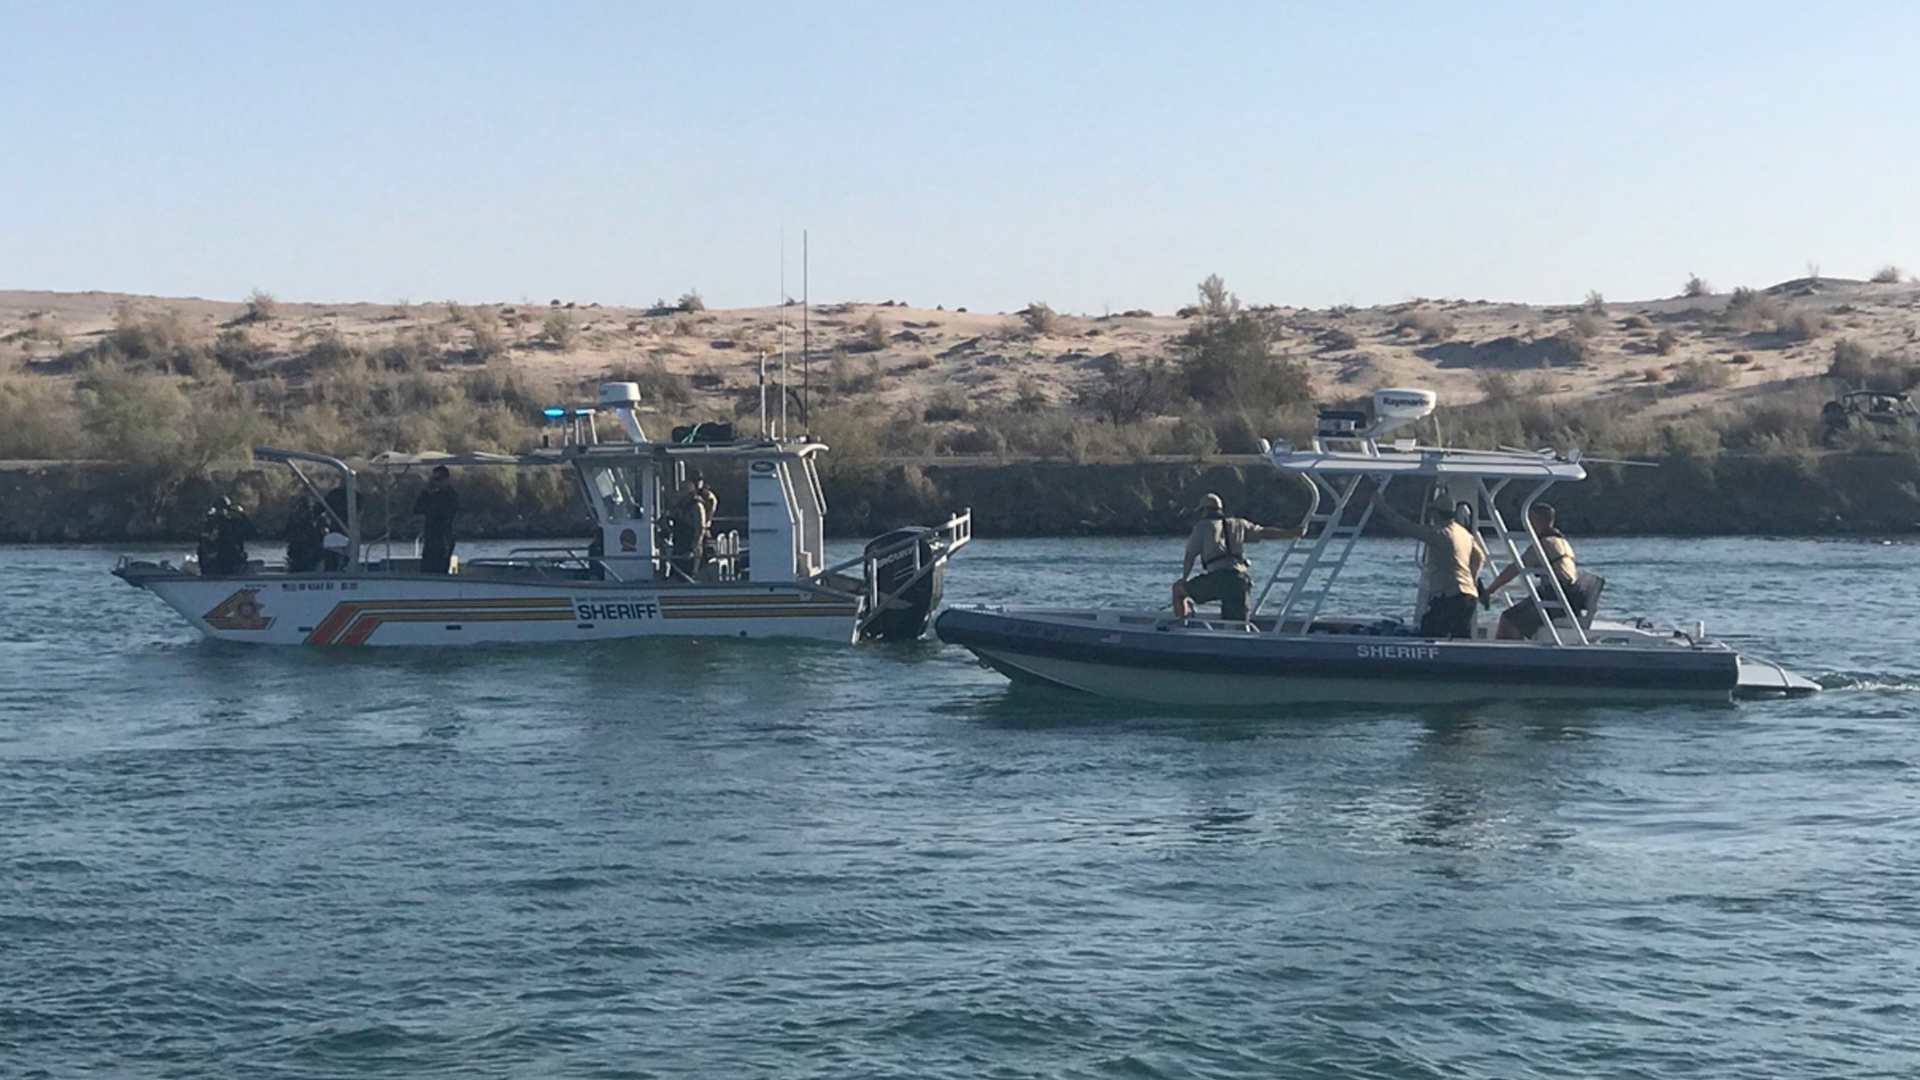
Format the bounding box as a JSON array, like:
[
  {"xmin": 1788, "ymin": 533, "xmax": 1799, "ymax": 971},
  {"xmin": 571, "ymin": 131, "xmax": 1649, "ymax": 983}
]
[{"xmin": 2, "ymin": 536, "xmax": 1917, "ymax": 1078}]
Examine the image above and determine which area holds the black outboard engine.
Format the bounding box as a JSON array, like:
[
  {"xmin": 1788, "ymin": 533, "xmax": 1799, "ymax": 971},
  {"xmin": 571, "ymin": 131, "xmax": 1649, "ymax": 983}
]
[{"xmin": 860, "ymin": 528, "xmax": 945, "ymax": 641}]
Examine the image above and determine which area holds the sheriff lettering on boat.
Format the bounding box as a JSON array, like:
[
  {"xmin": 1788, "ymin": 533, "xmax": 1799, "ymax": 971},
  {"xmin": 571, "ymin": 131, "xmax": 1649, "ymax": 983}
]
[
  {"xmin": 115, "ymin": 382, "xmax": 970, "ymax": 646},
  {"xmin": 936, "ymin": 387, "xmax": 1818, "ymax": 706}
]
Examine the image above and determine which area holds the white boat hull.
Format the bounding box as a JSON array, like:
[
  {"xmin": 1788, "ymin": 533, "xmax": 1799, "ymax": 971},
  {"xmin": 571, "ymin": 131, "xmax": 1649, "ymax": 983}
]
[{"xmin": 128, "ymin": 571, "xmax": 861, "ymax": 646}]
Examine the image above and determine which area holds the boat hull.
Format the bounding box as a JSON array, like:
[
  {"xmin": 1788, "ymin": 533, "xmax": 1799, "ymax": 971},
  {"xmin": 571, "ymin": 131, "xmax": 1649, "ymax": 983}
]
[
  {"xmin": 119, "ymin": 567, "xmax": 860, "ymax": 646},
  {"xmin": 936, "ymin": 607, "xmax": 1743, "ymax": 706}
]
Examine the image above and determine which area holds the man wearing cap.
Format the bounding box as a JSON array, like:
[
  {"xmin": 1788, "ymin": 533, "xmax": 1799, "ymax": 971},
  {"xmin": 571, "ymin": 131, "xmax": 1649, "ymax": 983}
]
[
  {"xmin": 1173, "ymin": 493, "xmax": 1307, "ymax": 623},
  {"xmin": 1369, "ymin": 488, "xmax": 1488, "ymax": 639}
]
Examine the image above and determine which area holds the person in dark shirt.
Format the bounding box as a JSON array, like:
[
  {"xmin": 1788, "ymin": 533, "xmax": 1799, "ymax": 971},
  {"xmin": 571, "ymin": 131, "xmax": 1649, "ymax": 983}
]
[
  {"xmin": 412, "ymin": 465, "xmax": 460, "ymax": 574},
  {"xmin": 284, "ymin": 497, "xmax": 327, "ymax": 572},
  {"xmin": 197, "ymin": 496, "xmax": 255, "ymax": 577}
]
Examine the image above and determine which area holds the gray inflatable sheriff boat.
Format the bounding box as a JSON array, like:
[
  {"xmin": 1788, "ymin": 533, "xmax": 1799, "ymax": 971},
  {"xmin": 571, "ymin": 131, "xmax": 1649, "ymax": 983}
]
[{"xmin": 936, "ymin": 388, "xmax": 1820, "ymax": 707}]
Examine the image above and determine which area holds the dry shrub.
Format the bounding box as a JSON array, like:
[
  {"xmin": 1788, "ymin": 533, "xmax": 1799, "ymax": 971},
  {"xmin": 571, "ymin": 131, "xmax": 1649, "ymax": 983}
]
[
  {"xmin": 1394, "ymin": 309, "xmax": 1455, "ymax": 342},
  {"xmin": 1774, "ymin": 309, "xmax": 1829, "ymax": 342},
  {"xmin": 1019, "ymin": 302, "xmax": 1060, "ymax": 336},
  {"xmin": 1622, "ymin": 313, "xmax": 1654, "ymax": 330},
  {"xmin": 1870, "ymin": 265, "xmax": 1905, "ymax": 284},
  {"xmin": 1668, "ymin": 358, "xmax": 1733, "ymax": 392},
  {"xmin": 244, "ymin": 289, "xmax": 279, "ymax": 324},
  {"xmin": 608, "ymin": 358, "xmax": 693, "ymax": 406},
  {"xmin": 1683, "ymin": 274, "xmax": 1712, "ymax": 298},
  {"xmin": 1584, "ymin": 290, "xmax": 1607, "ymax": 314},
  {"xmin": 1724, "ymin": 287, "xmax": 1780, "ymax": 333},
  {"xmin": 1317, "ymin": 327, "xmax": 1359, "ymax": 351},
  {"xmin": 543, "ymin": 309, "xmax": 580, "ymax": 351},
  {"xmin": 676, "ymin": 291, "xmax": 705, "ymax": 313},
  {"xmin": 1569, "ymin": 311, "xmax": 1607, "ymax": 339},
  {"xmin": 1829, "ymin": 338, "xmax": 1920, "ymax": 392},
  {"xmin": 1655, "ymin": 328, "xmax": 1679, "ymax": 356}
]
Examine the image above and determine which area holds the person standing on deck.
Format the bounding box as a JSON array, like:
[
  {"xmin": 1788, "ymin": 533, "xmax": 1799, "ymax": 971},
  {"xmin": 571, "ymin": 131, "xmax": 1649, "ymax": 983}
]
[
  {"xmin": 668, "ymin": 472, "xmax": 717, "ymax": 580},
  {"xmin": 197, "ymin": 496, "xmax": 255, "ymax": 577},
  {"xmin": 1172, "ymin": 493, "xmax": 1307, "ymax": 623},
  {"xmin": 1369, "ymin": 489, "xmax": 1487, "ymax": 639},
  {"xmin": 411, "ymin": 465, "xmax": 460, "ymax": 575}
]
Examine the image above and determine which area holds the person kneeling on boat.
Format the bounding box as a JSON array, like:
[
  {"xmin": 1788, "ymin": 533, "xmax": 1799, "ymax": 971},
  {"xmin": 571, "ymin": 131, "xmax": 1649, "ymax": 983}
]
[
  {"xmin": 1483, "ymin": 502, "xmax": 1586, "ymax": 640},
  {"xmin": 1369, "ymin": 490, "xmax": 1487, "ymax": 639},
  {"xmin": 1173, "ymin": 493, "xmax": 1307, "ymax": 624}
]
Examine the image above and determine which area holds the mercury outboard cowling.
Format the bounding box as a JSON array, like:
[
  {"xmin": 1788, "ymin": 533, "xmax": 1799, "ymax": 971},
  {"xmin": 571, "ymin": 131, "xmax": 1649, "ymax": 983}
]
[{"xmin": 860, "ymin": 528, "xmax": 944, "ymax": 641}]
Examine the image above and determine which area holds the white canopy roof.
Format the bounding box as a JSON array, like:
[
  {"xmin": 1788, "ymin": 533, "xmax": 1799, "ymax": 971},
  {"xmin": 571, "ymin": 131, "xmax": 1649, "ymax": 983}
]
[{"xmin": 1270, "ymin": 444, "xmax": 1588, "ymax": 481}]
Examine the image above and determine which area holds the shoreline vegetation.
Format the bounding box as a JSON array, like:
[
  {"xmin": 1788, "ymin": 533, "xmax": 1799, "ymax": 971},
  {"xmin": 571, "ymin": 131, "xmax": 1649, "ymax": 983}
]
[{"xmin": 5, "ymin": 273, "xmax": 1920, "ymax": 543}]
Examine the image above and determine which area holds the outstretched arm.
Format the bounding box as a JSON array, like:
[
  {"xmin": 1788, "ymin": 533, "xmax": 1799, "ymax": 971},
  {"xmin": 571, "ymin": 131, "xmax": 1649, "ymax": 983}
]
[
  {"xmin": 1369, "ymin": 490, "xmax": 1443, "ymax": 546},
  {"xmin": 1485, "ymin": 546, "xmax": 1530, "ymax": 595},
  {"xmin": 1251, "ymin": 523, "xmax": 1307, "ymax": 541}
]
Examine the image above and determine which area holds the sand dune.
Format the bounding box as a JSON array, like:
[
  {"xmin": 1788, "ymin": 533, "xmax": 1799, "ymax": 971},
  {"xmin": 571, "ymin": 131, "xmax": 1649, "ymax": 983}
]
[{"xmin": 6, "ymin": 278, "xmax": 1918, "ymax": 421}]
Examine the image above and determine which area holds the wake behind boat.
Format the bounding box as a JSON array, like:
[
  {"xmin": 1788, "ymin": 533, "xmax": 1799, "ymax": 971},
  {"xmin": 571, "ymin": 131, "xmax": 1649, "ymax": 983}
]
[
  {"xmin": 937, "ymin": 388, "xmax": 1818, "ymax": 706},
  {"xmin": 115, "ymin": 382, "xmax": 970, "ymax": 646}
]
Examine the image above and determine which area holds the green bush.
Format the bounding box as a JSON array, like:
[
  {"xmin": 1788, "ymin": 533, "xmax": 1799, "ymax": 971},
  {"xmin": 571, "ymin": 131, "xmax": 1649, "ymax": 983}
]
[
  {"xmin": 1079, "ymin": 356, "xmax": 1174, "ymax": 424},
  {"xmin": 1165, "ymin": 415, "xmax": 1216, "ymax": 458},
  {"xmin": 1180, "ymin": 313, "xmax": 1311, "ymax": 412}
]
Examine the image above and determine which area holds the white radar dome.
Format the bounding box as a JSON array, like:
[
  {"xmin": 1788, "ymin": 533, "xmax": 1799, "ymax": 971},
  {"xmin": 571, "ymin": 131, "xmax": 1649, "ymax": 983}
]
[
  {"xmin": 1370, "ymin": 388, "xmax": 1437, "ymax": 437},
  {"xmin": 597, "ymin": 382, "xmax": 642, "ymax": 407}
]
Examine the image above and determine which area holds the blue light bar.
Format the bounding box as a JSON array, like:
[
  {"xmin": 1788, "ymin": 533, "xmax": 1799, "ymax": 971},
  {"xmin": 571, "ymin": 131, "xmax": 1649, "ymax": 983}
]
[
  {"xmin": 574, "ymin": 407, "xmax": 594, "ymax": 416},
  {"xmin": 542, "ymin": 406, "xmax": 567, "ymax": 420}
]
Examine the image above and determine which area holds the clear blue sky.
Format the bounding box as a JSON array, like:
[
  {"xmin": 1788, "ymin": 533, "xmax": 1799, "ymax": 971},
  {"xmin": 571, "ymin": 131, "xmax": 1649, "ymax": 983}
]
[{"xmin": 3, "ymin": 1, "xmax": 1915, "ymax": 312}]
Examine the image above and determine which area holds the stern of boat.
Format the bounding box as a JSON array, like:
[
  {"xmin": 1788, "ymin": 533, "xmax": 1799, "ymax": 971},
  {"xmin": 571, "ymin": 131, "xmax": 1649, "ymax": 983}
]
[{"xmin": 854, "ymin": 509, "xmax": 972, "ymax": 642}]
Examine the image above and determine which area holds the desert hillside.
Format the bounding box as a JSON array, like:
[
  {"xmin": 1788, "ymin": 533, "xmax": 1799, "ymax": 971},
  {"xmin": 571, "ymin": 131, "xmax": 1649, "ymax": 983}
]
[{"xmin": 4, "ymin": 272, "xmax": 1919, "ymax": 466}]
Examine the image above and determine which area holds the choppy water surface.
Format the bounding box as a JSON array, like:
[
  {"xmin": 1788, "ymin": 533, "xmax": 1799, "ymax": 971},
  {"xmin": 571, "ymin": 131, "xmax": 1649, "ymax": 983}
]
[{"xmin": 3, "ymin": 537, "xmax": 1918, "ymax": 1078}]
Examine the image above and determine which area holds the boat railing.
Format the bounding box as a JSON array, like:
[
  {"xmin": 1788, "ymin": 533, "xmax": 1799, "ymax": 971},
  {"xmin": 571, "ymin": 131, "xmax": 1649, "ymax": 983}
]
[{"xmin": 807, "ymin": 510, "xmax": 972, "ymax": 633}]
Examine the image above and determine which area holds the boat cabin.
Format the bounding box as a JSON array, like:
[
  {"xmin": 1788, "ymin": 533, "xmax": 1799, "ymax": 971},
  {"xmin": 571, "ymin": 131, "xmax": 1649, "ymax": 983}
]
[{"xmin": 257, "ymin": 382, "xmax": 843, "ymax": 586}]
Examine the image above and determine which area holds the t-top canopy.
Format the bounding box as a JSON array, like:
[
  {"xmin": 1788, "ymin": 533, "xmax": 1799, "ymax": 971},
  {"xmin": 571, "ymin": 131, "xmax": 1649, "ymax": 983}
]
[{"xmin": 1269, "ymin": 443, "xmax": 1588, "ymax": 481}]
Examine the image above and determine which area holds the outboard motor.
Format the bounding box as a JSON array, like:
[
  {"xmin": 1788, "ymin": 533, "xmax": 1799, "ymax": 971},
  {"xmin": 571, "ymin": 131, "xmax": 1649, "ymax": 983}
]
[{"xmin": 860, "ymin": 528, "xmax": 944, "ymax": 641}]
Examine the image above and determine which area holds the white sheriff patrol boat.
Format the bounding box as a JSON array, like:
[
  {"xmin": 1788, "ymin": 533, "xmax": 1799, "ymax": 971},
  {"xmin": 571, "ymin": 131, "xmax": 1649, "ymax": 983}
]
[
  {"xmin": 936, "ymin": 388, "xmax": 1818, "ymax": 706},
  {"xmin": 115, "ymin": 382, "xmax": 970, "ymax": 646}
]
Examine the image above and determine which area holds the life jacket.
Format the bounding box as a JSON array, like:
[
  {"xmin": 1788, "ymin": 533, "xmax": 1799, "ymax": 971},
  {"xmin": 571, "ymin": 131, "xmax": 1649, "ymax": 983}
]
[{"xmin": 1201, "ymin": 514, "xmax": 1246, "ymax": 573}]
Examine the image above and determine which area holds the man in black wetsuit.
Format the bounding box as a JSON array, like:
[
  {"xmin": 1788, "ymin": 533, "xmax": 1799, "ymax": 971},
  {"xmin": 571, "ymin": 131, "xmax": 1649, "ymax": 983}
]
[
  {"xmin": 412, "ymin": 465, "xmax": 460, "ymax": 574},
  {"xmin": 196, "ymin": 496, "xmax": 255, "ymax": 577},
  {"xmin": 284, "ymin": 496, "xmax": 327, "ymax": 572}
]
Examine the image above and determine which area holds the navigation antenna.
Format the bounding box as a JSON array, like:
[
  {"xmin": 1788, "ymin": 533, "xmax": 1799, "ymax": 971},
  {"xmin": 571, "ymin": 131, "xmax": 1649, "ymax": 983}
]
[
  {"xmin": 778, "ymin": 231, "xmax": 789, "ymax": 439},
  {"xmin": 802, "ymin": 229, "xmax": 810, "ymax": 430}
]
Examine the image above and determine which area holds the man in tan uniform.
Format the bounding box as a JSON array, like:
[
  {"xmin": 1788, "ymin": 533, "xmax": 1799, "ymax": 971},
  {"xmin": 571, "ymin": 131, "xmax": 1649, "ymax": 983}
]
[
  {"xmin": 1484, "ymin": 502, "xmax": 1587, "ymax": 639},
  {"xmin": 1172, "ymin": 493, "xmax": 1307, "ymax": 623},
  {"xmin": 1370, "ymin": 489, "xmax": 1487, "ymax": 639}
]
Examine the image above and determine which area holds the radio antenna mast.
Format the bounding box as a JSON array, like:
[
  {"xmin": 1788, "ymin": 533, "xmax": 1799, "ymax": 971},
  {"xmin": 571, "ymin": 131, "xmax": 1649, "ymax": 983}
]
[
  {"xmin": 778, "ymin": 231, "xmax": 788, "ymax": 438},
  {"xmin": 802, "ymin": 229, "xmax": 810, "ymax": 430}
]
